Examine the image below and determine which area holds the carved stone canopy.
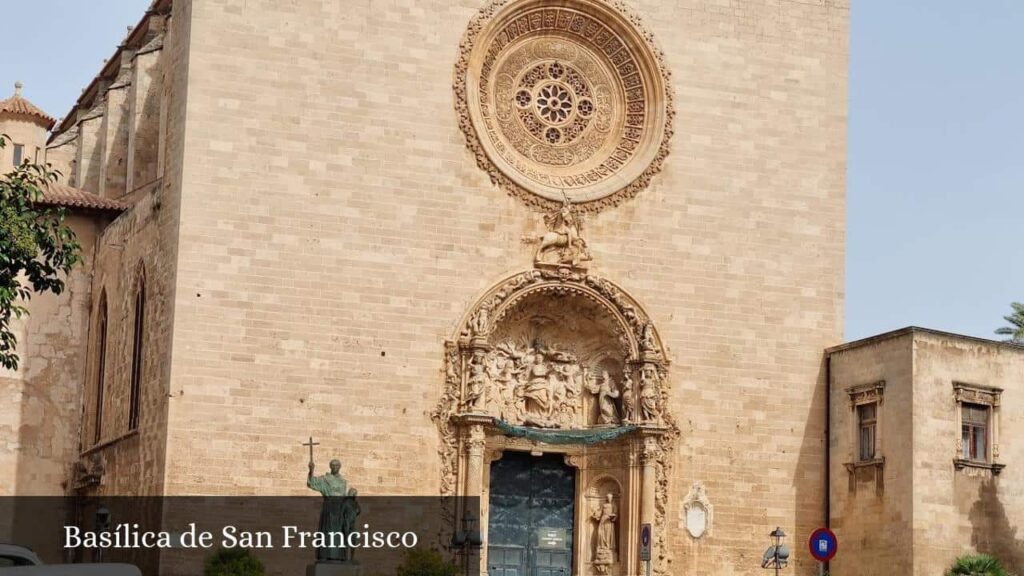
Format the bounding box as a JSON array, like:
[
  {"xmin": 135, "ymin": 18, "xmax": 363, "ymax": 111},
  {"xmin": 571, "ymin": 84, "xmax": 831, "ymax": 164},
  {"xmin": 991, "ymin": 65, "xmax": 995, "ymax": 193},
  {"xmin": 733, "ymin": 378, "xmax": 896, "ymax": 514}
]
[
  {"xmin": 455, "ymin": 0, "xmax": 674, "ymax": 213},
  {"xmin": 441, "ymin": 268, "xmax": 669, "ymax": 431}
]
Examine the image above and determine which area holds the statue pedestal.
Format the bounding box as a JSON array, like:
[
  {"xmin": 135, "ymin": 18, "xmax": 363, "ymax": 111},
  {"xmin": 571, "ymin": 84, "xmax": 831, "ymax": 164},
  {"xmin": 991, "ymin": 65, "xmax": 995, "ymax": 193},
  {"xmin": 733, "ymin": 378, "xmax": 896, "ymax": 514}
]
[{"xmin": 306, "ymin": 562, "xmax": 363, "ymax": 576}]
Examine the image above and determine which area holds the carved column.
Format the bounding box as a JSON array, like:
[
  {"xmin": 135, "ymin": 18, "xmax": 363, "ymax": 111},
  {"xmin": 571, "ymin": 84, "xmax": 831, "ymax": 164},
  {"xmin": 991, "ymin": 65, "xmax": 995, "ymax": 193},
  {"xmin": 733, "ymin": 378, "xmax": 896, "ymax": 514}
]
[
  {"xmin": 464, "ymin": 424, "xmax": 487, "ymax": 499},
  {"xmin": 640, "ymin": 436, "xmax": 660, "ymax": 529}
]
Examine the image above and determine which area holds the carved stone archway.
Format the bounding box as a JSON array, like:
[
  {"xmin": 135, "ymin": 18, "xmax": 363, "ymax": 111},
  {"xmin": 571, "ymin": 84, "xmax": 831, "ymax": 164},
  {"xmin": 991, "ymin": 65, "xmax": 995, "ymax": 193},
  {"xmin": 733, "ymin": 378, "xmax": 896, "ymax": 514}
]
[{"xmin": 433, "ymin": 266, "xmax": 678, "ymax": 576}]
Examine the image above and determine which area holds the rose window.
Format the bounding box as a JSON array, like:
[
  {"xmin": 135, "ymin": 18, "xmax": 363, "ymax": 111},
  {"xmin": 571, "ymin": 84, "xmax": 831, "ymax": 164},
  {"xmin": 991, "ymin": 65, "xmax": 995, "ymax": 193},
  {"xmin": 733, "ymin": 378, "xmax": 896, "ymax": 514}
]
[
  {"xmin": 460, "ymin": 0, "xmax": 672, "ymax": 204},
  {"xmin": 536, "ymin": 84, "xmax": 573, "ymax": 124},
  {"xmin": 510, "ymin": 60, "xmax": 600, "ymax": 147}
]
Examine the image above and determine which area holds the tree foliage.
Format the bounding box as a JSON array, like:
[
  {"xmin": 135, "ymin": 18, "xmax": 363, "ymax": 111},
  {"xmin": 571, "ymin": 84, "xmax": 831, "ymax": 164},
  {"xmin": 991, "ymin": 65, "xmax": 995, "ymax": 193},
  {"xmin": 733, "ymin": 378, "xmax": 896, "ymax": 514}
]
[
  {"xmin": 203, "ymin": 548, "xmax": 265, "ymax": 576},
  {"xmin": 0, "ymin": 134, "xmax": 81, "ymax": 370},
  {"xmin": 995, "ymin": 302, "xmax": 1024, "ymax": 344},
  {"xmin": 946, "ymin": 553, "xmax": 1012, "ymax": 576}
]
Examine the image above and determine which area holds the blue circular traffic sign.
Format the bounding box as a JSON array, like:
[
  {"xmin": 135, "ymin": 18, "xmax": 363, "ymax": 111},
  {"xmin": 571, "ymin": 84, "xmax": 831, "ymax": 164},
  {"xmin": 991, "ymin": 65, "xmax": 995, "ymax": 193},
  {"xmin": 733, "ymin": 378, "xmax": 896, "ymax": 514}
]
[{"xmin": 808, "ymin": 528, "xmax": 837, "ymax": 562}]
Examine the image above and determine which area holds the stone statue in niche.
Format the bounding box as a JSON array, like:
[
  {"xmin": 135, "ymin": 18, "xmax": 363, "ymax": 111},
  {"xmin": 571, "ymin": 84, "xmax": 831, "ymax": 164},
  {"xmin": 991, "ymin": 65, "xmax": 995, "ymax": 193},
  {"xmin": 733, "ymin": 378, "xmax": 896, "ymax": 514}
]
[
  {"xmin": 463, "ymin": 350, "xmax": 490, "ymax": 412},
  {"xmin": 535, "ymin": 199, "xmax": 592, "ymax": 268},
  {"xmin": 586, "ymin": 370, "xmax": 621, "ymax": 425},
  {"xmin": 620, "ymin": 371, "xmax": 636, "ymax": 423},
  {"xmin": 640, "ymin": 321, "xmax": 657, "ymax": 353},
  {"xmin": 468, "ymin": 308, "xmax": 490, "ymax": 338},
  {"xmin": 639, "ymin": 365, "xmax": 661, "ymax": 422},
  {"xmin": 591, "ymin": 493, "xmax": 618, "ymax": 573}
]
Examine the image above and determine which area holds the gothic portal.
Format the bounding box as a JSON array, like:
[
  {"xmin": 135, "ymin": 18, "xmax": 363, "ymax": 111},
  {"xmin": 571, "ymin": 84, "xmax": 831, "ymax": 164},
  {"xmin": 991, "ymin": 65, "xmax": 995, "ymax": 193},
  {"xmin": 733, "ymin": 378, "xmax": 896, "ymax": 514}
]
[{"xmin": 436, "ymin": 1, "xmax": 678, "ymax": 574}]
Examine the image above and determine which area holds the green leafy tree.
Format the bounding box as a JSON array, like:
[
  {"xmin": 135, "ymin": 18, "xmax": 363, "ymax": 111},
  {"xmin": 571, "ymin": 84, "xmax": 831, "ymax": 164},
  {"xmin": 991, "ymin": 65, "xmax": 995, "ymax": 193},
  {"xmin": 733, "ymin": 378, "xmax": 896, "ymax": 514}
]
[
  {"xmin": 0, "ymin": 134, "xmax": 80, "ymax": 371},
  {"xmin": 946, "ymin": 553, "xmax": 1011, "ymax": 576},
  {"xmin": 395, "ymin": 548, "xmax": 458, "ymax": 576},
  {"xmin": 203, "ymin": 548, "xmax": 265, "ymax": 576},
  {"xmin": 995, "ymin": 302, "xmax": 1024, "ymax": 344}
]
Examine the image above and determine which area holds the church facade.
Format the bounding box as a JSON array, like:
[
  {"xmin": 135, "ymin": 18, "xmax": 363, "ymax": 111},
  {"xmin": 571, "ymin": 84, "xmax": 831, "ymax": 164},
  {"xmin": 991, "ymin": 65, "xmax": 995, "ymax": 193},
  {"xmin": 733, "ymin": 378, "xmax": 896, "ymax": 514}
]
[{"xmin": 1, "ymin": 0, "xmax": 1021, "ymax": 575}]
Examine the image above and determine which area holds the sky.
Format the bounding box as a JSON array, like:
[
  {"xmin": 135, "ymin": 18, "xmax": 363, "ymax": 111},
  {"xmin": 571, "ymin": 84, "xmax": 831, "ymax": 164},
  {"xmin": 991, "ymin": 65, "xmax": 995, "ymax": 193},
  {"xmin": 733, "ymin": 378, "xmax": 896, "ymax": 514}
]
[{"xmin": 1, "ymin": 1, "xmax": 1021, "ymax": 343}]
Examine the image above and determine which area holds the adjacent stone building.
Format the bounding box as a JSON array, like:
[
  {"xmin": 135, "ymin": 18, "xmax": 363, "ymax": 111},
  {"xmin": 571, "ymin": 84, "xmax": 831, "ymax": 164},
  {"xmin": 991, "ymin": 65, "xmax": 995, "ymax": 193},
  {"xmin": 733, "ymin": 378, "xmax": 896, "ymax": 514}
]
[
  {"xmin": 0, "ymin": 0, "xmax": 1020, "ymax": 575},
  {"xmin": 828, "ymin": 328, "xmax": 1024, "ymax": 575}
]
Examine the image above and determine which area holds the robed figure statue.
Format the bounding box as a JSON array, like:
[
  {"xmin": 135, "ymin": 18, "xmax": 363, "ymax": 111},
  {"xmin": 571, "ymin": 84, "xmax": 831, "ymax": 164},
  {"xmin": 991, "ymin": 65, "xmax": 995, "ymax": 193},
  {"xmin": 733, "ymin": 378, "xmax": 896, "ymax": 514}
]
[
  {"xmin": 591, "ymin": 494, "xmax": 618, "ymax": 573},
  {"xmin": 308, "ymin": 458, "xmax": 350, "ymax": 562}
]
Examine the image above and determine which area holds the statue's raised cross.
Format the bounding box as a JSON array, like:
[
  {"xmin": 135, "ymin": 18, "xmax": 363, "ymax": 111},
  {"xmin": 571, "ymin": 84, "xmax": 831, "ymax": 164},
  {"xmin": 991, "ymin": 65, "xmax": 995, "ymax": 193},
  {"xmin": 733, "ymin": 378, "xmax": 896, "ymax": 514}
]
[{"xmin": 302, "ymin": 436, "xmax": 320, "ymax": 466}]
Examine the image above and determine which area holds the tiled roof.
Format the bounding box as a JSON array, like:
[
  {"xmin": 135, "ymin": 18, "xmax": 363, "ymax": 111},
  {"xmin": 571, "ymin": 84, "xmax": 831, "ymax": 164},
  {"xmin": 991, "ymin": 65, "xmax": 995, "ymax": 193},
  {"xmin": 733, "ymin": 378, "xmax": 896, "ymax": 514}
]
[
  {"xmin": 0, "ymin": 83, "xmax": 56, "ymax": 130},
  {"xmin": 36, "ymin": 182, "xmax": 129, "ymax": 213}
]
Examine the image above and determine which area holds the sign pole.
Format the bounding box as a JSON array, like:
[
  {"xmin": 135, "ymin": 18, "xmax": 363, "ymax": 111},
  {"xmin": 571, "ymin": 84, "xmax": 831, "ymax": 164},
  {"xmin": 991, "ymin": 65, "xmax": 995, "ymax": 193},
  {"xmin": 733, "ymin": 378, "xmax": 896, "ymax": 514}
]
[{"xmin": 640, "ymin": 523, "xmax": 652, "ymax": 576}]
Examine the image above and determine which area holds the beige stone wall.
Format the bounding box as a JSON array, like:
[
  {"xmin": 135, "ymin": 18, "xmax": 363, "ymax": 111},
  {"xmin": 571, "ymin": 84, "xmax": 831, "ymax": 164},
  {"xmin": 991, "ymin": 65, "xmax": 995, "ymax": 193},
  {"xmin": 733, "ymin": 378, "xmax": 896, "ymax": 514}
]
[
  {"xmin": 162, "ymin": 1, "xmax": 847, "ymax": 574},
  {"xmin": 828, "ymin": 329, "xmax": 1024, "ymax": 575},
  {"xmin": 912, "ymin": 332, "xmax": 1024, "ymax": 575},
  {"xmin": 127, "ymin": 46, "xmax": 164, "ymax": 192},
  {"xmin": 99, "ymin": 64, "xmax": 132, "ymax": 199},
  {"xmin": 0, "ymin": 215, "xmax": 101, "ymax": 496},
  {"xmin": 828, "ymin": 332, "xmax": 915, "ymax": 575},
  {"xmin": 45, "ymin": 134, "xmax": 78, "ymax": 185},
  {"xmin": 75, "ymin": 0, "xmax": 191, "ymax": 499},
  {"xmin": 0, "ymin": 115, "xmax": 47, "ymax": 168},
  {"xmin": 75, "ymin": 113, "xmax": 103, "ymax": 192}
]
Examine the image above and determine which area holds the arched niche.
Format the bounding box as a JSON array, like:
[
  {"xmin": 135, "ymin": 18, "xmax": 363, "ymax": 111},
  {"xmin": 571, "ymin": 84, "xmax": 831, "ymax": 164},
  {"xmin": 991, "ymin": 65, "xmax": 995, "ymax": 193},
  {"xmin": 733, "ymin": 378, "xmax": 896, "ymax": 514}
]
[{"xmin": 443, "ymin": 269, "xmax": 668, "ymax": 430}]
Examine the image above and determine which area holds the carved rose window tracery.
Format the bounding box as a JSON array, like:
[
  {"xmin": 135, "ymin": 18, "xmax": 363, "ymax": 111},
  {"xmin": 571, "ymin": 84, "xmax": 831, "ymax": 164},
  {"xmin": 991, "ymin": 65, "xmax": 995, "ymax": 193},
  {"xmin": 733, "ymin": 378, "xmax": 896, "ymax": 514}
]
[{"xmin": 455, "ymin": 0, "xmax": 674, "ymax": 212}]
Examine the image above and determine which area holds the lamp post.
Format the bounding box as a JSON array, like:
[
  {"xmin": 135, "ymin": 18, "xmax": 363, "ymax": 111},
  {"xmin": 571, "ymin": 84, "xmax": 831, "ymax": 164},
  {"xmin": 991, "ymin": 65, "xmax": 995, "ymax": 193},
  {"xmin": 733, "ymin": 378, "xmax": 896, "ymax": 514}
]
[
  {"xmin": 451, "ymin": 509, "xmax": 483, "ymax": 576},
  {"xmin": 761, "ymin": 527, "xmax": 790, "ymax": 575},
  {"xmin": 94, "ymin": 506, "xmax": 111, "ymax": 564}
]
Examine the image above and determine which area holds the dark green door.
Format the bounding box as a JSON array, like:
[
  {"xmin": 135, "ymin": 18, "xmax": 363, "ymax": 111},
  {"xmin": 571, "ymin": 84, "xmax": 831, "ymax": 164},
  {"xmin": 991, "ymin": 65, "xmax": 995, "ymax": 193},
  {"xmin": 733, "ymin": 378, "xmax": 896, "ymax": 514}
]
[{"xmin": 487, "ymin": 452, "xmax": 575, "ymax": 576}]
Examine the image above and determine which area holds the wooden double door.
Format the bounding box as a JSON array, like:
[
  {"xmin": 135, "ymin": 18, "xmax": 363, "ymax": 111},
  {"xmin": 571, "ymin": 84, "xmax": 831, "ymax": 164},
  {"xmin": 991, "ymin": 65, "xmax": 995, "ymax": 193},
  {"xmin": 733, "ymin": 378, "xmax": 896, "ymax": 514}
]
[{"xmin": 487, "ymin": 452, "xmax": 576, "ymax": 576}]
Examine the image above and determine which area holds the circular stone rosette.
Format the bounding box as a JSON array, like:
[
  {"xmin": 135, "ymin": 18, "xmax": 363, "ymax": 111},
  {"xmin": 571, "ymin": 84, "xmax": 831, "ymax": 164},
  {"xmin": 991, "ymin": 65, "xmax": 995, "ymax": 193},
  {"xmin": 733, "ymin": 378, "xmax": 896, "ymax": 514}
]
[{"xmin": 455, "ymin": 0, "xmax": 674, "ymax": 212}]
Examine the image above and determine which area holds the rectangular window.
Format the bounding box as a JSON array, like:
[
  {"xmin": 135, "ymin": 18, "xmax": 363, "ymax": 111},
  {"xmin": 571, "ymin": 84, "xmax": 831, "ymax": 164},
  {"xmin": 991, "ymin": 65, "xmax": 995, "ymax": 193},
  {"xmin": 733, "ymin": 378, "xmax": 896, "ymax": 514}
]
[
  {"xmin": 961, "ymin": 403, "xmax": 989, "ymax": 461},
  {"xmin": 858, "ymin": 402, "xmax": 877, "ymax": 461},
  {"xmin": 13, "ymin": 144, "xmax": 23, "ymax": 166}
]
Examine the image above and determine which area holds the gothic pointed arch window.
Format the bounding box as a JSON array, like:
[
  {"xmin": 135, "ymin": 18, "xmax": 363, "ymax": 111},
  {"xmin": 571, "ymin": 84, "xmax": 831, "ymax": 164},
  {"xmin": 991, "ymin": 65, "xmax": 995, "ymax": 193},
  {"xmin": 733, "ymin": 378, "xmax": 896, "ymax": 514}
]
[
  {"xmin": 128, "ymin": 265, "xmax": 146, "ymax": 431},
  {"xmin": 93, "ymin": 291, "xmax": 109, "ymax": 445}
]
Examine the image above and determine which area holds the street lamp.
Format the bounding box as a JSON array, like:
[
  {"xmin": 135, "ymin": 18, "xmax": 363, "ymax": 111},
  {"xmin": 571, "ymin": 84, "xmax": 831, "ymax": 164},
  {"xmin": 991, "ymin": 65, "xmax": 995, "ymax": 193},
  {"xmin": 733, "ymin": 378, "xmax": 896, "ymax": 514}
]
[
  {"xmin": 450, "ymin": 509, "xmax": 483, "ymax": 576},
  {"xmin": 94, "ymin": 506, "xmax": 111, "ymax": 564},
  {"xmin": 761, "ymin": 527, "xmax": 790, "ymax": 575}
]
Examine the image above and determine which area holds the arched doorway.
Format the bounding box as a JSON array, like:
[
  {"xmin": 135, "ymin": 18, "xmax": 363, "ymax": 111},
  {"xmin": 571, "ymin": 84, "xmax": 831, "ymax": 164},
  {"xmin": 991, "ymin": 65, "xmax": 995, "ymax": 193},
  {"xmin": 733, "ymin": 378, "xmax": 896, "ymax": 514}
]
[{"xmin": 433, "ymin": 267, "xmax": 678, "ymax": 576}]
